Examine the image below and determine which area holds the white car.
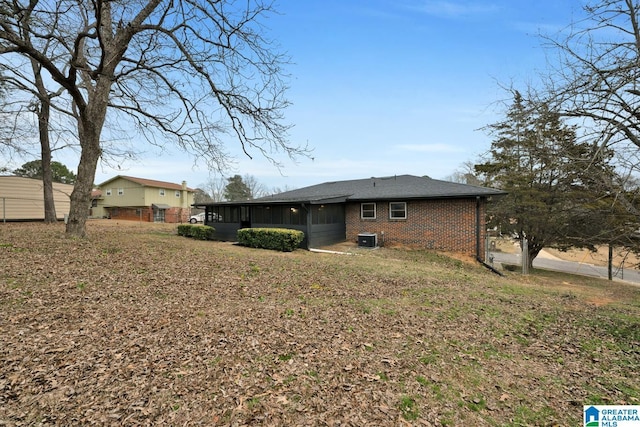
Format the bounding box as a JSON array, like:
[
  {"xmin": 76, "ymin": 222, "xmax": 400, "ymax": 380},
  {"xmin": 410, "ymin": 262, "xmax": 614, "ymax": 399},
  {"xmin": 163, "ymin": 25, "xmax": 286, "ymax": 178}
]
[{"xmin": 189, "ymin": 212, "xmax": 205, "ymax": 223}]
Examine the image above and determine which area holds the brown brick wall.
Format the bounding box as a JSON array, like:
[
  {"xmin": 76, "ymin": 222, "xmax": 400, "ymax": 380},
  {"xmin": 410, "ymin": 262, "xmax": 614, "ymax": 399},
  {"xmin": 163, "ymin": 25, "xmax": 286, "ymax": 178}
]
[
  {"xmin": 108, "ymin": 207, "xmax": 152, "ymax": 222},
  {"xmin": 107, "ymin": 207, "xmax": 190, "ymax": 223},
  {"xmin": 346, "ymin": 198, "xmax": 487, "ymax": 259},
  {"xmin": 165, "ymin": 207, "xmax": 190, "ymax": 223}
]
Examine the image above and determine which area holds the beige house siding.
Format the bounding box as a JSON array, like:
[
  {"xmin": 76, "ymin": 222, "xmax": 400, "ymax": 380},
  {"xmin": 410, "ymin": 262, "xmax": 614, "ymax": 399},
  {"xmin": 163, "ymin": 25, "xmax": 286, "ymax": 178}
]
[
  {"xmin": 0, "ymin": 176, "xmax": 74, "ymax": 221},
  {"xmin": 100, "ymin": 177, "xmax": 148, "ymax": 207},
  {"xmin": 90, "ymin": 199, "xmax": 107, "ymax": 219},
  {"xmin": 146, "ymin": 187, "xmax": 189, "ymax": 207},
  {"xmin": 96, "ymin": 175, "xmax": 194, "ymax": 223}
]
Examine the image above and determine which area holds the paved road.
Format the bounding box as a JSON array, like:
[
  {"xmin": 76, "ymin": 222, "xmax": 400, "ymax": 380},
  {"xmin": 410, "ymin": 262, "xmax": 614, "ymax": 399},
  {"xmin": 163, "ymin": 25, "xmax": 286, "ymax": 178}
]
[{"xmin": 489, "ymin": 251, "xmax": 640, "ymax": 285}]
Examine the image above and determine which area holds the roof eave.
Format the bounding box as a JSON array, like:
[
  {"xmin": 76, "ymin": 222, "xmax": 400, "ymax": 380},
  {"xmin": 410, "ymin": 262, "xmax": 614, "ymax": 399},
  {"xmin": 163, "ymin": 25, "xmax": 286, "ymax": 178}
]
[{"xmin": 347, "ymin": 192, "xmax": 507, "ymax": 202}]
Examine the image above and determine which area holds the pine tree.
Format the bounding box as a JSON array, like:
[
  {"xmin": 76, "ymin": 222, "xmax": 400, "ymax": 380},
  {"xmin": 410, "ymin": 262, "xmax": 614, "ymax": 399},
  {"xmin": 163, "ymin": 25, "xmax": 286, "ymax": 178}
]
[
  {"xmin": 14, "ymin": 160, "xmax": 77, "ymax": 184},
  {"xmin": 223, "ymin": 175, "xmax": 252, "ymax": 201},
  {"xmin": 476, "ymin": 92, "xmax": 618, "ymax": 268}
]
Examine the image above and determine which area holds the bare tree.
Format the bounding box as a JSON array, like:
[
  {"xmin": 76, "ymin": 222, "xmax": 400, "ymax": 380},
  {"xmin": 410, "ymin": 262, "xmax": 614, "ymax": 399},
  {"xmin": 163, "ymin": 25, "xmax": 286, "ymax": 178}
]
[
  {"xmin": 539, "ymin": 1, "xmax": 640, "ymax": 189},
  {"xmin": 192, "ymin": 188, "xmax": 213, "ymax": 207},
  {"xmin": 268, "ymin": 184, "xmax": 297, "ymax": 195},
  {"xmin": 1, "ymin": 46, "xmax": 70, "ymax": 222},
  {"xmin": 0, "ymin": 75, "xmax": 38, "ymax": 165},
  {"xmin": 535, "ymin": 0, "xmax": 640, "ymax": 253},
  {"xmin": 541, "ymin": 1, "xmax": 640, "ymax": 147},
  {"xmin": 0, "ymin": 1, "xmax": 307, "ymax": 237},
  {"xmin": 443, "ymin": 161, "xmax": 482, "ymax": 186},
  {"xmin": 242, "ymin": 174, "xmax": 268, "ymax": 199},
  {"xmin": 200, "ymin": 176, "xmax": 227, "ymax": 203}
]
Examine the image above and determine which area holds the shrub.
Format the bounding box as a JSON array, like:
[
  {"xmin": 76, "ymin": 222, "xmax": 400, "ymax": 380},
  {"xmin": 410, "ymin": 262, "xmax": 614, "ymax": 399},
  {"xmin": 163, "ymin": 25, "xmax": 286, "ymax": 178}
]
[
  {"xmin": 177, "ymin": 224, "xmax": 191, "ymax": 237},
  {"xmin": 237, "ymin": 228, "xmax": 304, "ymax": 252},
  {"xmin": 177, "ymin": 224, "xmax": 215, "ymax": 240},
  {"xmin": 190, "ymin": 225, "xmax": 216, "ymax": 240}
]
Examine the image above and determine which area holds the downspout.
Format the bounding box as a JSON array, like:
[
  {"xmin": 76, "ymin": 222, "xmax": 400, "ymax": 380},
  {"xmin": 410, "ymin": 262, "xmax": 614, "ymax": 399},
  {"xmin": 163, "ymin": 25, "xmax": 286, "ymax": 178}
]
[
  {"xmin": 181, "ymin": 181, "xmax": 188, "ymax": 223},
  {"xmin": 475, "ymin": 196, "xmax": 503, "ymax": 276}
]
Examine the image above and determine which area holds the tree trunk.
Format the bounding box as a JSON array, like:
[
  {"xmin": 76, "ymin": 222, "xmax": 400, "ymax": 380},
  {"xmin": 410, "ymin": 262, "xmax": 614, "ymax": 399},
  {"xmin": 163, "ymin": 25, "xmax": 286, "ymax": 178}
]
[
  {"xmin": 528, "ymin": 245, "xmax": 542, "ymax": 270},
  {"xmin": 65, "ymin": 98, "xmax": 107, "ymax": 237},
  {"xmin": 608, "ymin": 244, "xmax": 613, "ymax": 281},
  {"xmin": 31, "ymin": 59, "xmax": 57, "ymax": 223},
  {"xmin": 521, "ymin": 237, "xmax": 543, "ymax": 271},
  {"xmin": 39, "ymin": 100, "xmax": 57, "ymax": 223},
  {"xmin": 65, "ymin": 131, "xmax": 100, "ymax": 238}
]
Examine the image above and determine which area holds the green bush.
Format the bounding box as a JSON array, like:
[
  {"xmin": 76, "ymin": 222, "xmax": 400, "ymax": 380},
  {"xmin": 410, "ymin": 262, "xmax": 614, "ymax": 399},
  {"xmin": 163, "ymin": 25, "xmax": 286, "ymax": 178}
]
[
  {"xmin": 177, "ymin": 224, "xmax": 191, "ymax": 237},
  {"xmin": 177, "ymin": 224, "xmax": 215, "ymax": 240},
  {"xmin": 237, "ymin": 228, "xmax": 304, "ymax": 252}
]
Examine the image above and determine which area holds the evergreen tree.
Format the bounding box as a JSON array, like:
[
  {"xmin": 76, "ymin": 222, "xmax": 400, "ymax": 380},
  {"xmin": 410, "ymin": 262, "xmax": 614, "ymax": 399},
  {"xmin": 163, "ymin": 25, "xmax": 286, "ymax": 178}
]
[
  {"xmin": 476, "ymin": 92, "xmax": 618, "ymax": 268},
  {"xmin": 193, "ymin": 188, "xmax": 214, "ymax": 205},
  {"xmin": 14, "ymin": 160, "xmax": 77, "ymax": 184},
  {"xmin": 223, "ymin": 175, "xmax": 252, "ymax": 201}
]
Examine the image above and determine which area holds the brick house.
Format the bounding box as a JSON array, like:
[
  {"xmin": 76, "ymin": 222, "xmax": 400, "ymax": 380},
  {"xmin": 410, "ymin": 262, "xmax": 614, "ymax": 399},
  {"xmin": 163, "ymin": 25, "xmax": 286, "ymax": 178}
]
[
  {"xmin": 94, "ymin": 175, "xmax": 195, "ymax": 223},
  {"xmin": 197, "ymin": 175, "xmax": 505, "ymax": 260}
]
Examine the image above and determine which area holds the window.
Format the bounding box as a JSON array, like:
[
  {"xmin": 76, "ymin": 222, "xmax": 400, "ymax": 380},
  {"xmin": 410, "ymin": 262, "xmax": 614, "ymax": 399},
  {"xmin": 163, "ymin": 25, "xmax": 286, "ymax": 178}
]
[
  {"xmin": 175, "ymin": 191, "xmax": 181, "ymax": 198},
  {"xmin": 253, "ymin": 206, "xmax": 269, "ymax": 223},
  {"xmin": 106, "ymin": 188, "xmax": 112, "ymax": 196},
  {"xmin": 287, "ymin": 206, "xmax": 302, "ymax": 225},
  {"xmin": 361, "ymin": 203, "xmax": 376, "ymax": 219},
  {"xmin": 159, "ymin": 189, "xmax": 165, "ymax": 196},
  {"xmin": 389, "ymin": 202, "xmax": 407, "ymax": 219},
  {"xmin": 210, "ymin": 206, "xmax": 239, "ymax": 223},
  {"xmin": 312, "ymin": 204, "xmax": 344, "ymax": 225},
  {"xmin": 117, "ymin": 188, "xmax": 124, "ymax": 196}
]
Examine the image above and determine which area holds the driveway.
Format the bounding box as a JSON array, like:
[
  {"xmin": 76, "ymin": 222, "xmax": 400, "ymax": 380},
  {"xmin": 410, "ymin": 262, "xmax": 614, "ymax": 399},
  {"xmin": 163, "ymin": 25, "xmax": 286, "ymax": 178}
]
[{"xmin": 489, "ymin": 250, "xmax": 640, "ymax": 285}]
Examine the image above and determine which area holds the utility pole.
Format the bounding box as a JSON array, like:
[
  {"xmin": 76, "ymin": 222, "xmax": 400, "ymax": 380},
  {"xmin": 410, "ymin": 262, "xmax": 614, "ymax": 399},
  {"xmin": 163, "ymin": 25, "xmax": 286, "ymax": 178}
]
[
  {"xmin": 522, "ymin": 238, "xmax": 529, "ymax": 275},
  {"xmin": 608, "ymin": 244, "xmax": 613, "ymax": 281}
]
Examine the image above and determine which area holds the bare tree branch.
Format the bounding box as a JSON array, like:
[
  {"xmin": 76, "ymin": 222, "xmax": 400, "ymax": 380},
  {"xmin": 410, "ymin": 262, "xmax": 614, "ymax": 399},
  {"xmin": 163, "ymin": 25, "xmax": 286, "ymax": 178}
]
[{"xmin": 0, "ymin": 0, "xmax": 306, "ymax": 237}]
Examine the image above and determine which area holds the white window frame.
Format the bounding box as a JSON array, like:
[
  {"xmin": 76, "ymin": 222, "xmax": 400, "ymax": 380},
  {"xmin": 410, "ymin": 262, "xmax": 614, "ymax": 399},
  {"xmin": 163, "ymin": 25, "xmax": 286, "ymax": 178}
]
[
  {"xmin": 106, "ymin": 188, "xmax": 112, "ymax": 196},
  {"xmin": 389, "ymin": 202, "xmax": 407, "ymax": 219},
  {"xmin": 361, "ymin": 202, "xmax": 376, "ymax": 219},
  {"xmin": 159, "ymin": 189, "xmax": 166, "ymax": 196},
  {"xmin": 175, "ymin": 190, "xmax": 181, "ymax": 198},
  {"xmin": 117, "ymin": 188, "xmax": 124, "ymax": 196}
]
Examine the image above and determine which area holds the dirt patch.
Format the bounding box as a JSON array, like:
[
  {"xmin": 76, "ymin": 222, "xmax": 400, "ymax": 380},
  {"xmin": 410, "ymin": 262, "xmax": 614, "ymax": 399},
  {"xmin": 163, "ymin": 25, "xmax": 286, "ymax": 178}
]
[{"xmin": 1, "ymin": 222, "xmax": 639, "ymax": 426}]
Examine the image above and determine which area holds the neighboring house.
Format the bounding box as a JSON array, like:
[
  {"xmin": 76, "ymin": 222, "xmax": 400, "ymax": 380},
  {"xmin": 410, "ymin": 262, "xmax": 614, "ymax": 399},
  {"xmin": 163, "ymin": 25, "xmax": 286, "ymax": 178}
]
[
  {"xmin": 196, "ymin": 174, "xmax": 505, "ymax": 260},
  {"xmin": 95, "ymin": 175, "xmax": 195, "ymax": 223},
  {"xmin": 0, "ymin": 175, "xmax": 74, "ymax": 221}
]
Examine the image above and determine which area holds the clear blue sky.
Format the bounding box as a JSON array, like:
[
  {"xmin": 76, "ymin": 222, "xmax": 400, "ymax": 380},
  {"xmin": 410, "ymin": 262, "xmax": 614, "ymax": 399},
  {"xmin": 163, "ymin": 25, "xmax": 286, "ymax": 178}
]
[{"xmin": 85, "ymin": 1, "xmax": 583, "ymax": 191}]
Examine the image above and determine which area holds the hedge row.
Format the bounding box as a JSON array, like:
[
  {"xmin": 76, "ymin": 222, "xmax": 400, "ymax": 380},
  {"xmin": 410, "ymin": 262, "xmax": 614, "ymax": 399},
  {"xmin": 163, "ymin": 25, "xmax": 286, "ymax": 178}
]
[
  {"xmin": 177, "ymin": 224, "xmax": 216, "ymax": 240},
  {"xmin": 237, "ymin": 228, "xmax": 304, "ymax": 252}
]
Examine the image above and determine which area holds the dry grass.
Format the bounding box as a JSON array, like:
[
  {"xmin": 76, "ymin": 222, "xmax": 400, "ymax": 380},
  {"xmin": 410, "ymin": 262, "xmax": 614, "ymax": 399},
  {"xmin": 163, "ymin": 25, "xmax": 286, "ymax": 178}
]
[{"xmin": 1, "ymin": 221, "xmax": 639, "ymax": 426}]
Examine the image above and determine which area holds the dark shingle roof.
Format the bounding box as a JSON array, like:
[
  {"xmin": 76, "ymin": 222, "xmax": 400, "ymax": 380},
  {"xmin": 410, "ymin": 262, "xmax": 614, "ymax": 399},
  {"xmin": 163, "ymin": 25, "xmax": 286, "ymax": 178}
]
[{"xmin": 252, "ymin": 175, "xmax": 505, "ymax": 204}]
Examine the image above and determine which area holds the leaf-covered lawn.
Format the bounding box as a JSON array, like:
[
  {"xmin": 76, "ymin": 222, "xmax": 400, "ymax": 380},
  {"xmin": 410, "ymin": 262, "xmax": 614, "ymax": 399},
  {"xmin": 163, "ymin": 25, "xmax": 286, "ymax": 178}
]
[{"xmin": 1, "ymin": 221, "xmax": 638, "ymax": 426}]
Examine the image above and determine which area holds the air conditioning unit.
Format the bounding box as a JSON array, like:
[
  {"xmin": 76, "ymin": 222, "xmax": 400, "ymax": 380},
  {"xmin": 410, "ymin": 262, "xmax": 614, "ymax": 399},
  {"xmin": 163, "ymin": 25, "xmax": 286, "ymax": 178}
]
[{"xmin": 358, "ymin": 233, "xmax": 377, "ymax": 248}]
